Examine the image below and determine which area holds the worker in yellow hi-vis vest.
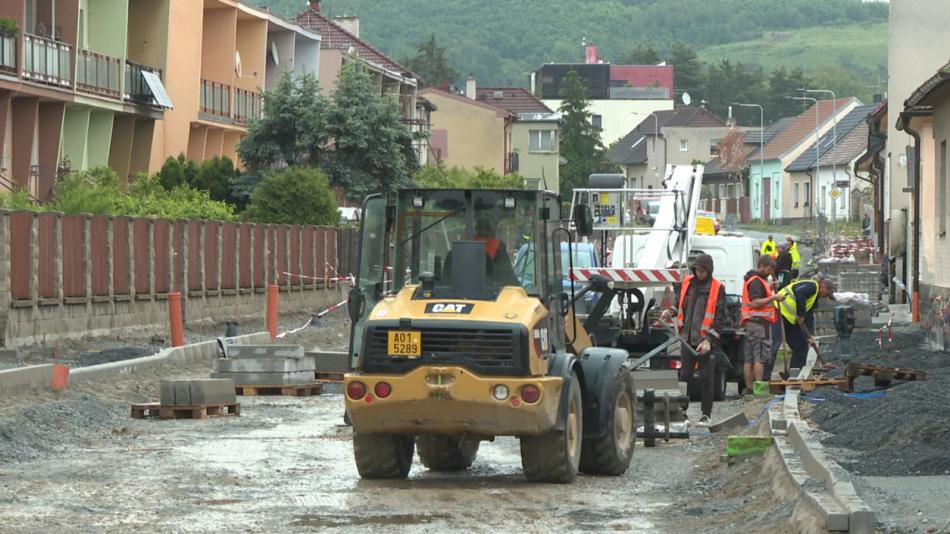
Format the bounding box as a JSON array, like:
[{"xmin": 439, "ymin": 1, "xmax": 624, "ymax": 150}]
[
  {"xmin": 765, "ymin": 278, "xmax": 837, "ymax": 378},
  {"xmin": 760, "ymin": 235, "xmax": 778, "ymax": 258},
  {"xmin": 785, "ymin": 236, "xmax": 801, "ymax": 279}
]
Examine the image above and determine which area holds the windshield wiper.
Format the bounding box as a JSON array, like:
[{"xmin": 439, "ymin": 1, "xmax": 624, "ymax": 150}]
[{"xmin": 399, "ymin": 209, "xmax": 463, "ymax": 247}]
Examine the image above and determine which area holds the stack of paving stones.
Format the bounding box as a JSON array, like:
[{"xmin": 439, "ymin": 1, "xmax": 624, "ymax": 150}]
[
  {"xmin": 160, "ymin": 379, "xmax": 237, "ymax": 406},
  {"xmin": 211, "ymin": 345, "xmax": 315, "ymax": 386}
]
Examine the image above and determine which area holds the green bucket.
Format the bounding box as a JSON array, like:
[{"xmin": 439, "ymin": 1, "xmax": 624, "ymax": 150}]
[{"xmin": 753, "ymin": 380, "xmax": 770, "ymax": 397}]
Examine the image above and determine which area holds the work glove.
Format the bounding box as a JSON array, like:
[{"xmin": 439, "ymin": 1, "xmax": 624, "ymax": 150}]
[{"xmin": 697, "ymin": 339, "xmax": 711, "ymax": 355}]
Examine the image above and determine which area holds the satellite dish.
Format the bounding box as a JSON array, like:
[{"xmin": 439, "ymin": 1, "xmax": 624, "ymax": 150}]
[
  {"xmin": 682, "ymin": 92, "xmax": 692, "ymax": 106},
  {"xmin": 270, "ymin": 42, "xmax": 279, "ymax": 66},
  {"xmin": 235, "ymin": 51, "xmax": 243, "ymax": 78}
]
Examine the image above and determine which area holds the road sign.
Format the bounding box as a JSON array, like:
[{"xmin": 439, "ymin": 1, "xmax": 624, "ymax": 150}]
[{"xmin": 829, "ymin": 188, "xmax": 841, "ymax": 200}]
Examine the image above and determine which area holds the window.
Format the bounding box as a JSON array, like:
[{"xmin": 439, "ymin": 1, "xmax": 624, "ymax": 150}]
[
  {"xmin": 680, "ymin": 139, "xmax": 688, "ymax": 152},
  {"xmin": 804, "ymin": 182, "xmax": 811, "ymax": 207},
  {"xmin": 529, "ymin": 130, "xmax": 556, "ymax": 153},
  {"xmin": 591, "ymin": 115, "xmax": 603, "ymax": 131},
  {"xmin": 821, "ymin": 186, "xmax": 827, "ymax": 212},
  {"xmin": 794, "ymin": 183, "xmax": 800, "ymax": 207},
  {"xmin": 709, "ymin": 139, "xmax": 720, "ymax": 157},
  {"xmin": 525, "ymin": 178, "xmax": 541, "ymax": 190},
  {"xmin": 941, "ymin": 141, "xmax": 948, "ymax": 236}
]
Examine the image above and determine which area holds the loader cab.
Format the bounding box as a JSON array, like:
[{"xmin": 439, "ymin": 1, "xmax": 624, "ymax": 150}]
[{"xmin": 347, "ymin": 188, "xmax": 569, "ymax": 366}]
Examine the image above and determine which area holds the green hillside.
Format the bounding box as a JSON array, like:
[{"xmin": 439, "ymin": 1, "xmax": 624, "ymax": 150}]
[
  {"xmin": 699, "ymin": 23, "xmax": 888, "ymax": 95},
  {"xmin": 251, "ymin": 0, "xmax": 887, "ymax": 88}
]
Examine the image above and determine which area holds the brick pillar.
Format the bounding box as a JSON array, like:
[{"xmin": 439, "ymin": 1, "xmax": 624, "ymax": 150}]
[
  {"xmin": 198, "ymin": 221, "xmax": 206, "ymax": 294},
  {"xmin": 83, "ymin": 216, "xmax": 92, "ymax": 305},
  {"xmin": 106, "ymin": 217, "xmax": 115, "ymax": 300}
]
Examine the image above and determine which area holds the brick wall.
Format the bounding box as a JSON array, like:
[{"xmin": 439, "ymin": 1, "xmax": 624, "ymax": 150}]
[{"xmin": 0, "ymin": 210, "xmax": 347, "ymax": 347}]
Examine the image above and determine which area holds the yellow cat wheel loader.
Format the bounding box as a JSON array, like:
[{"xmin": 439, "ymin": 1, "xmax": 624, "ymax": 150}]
[{"xmin": 343, "ymin": 188, "xmax": 635, "ymax": 483}]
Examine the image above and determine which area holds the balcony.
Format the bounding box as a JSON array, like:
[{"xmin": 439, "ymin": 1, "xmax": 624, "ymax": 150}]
[
  {"xmin": 233, "ymin": 88, "xmax": 262, "ymax": 125},
  {"xmin": 76, "ymin": 49, "xmax": 121, "ymax": 99},
  {"xmin": 0, "ymin": 35, "xmax": 15, "ymax": 74},
  {"xmin": 124, "ymin": 61, "xmax": 164, "ymax": 107},
  {"xmin": 22, "ymin": 33, "xmax": 72, "ymax": 87},
  {"xmin": 200, "ymin": 79, "xmax": 231, "ymax": 119}
]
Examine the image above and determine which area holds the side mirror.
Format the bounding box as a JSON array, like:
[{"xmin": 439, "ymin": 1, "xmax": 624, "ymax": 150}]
[
  {"xmin": 347, "ymin": 287, "xmax": 365, "ymax": 322},
  {"xmin": 588, "ymin": 274, "xmax": 614, "ymax": 293},
  {"xmin": 572, "ymin": 204, "xmax": 594, "ymax": 237}
]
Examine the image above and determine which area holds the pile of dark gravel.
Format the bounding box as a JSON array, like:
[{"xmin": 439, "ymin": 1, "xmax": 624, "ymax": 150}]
[
  {"xmin": 807, "ymin": 327, "xmax": 950, "ymax": 476},
  {"xmin": 0, "ymin": 395, "xmax": 125, "ymax": 463}
]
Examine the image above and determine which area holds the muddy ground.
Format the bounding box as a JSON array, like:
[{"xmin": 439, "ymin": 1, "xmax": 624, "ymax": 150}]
[{"xmin": 0, "ymin": 315, "xmax": 804, "ymax": 532}]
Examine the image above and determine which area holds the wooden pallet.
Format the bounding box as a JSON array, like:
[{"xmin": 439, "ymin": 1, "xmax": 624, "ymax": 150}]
[
  {"xmin": 234, "ymin": 383, "xmax": 323, "ymax": 397},
  {"xmin": 315, "ymin": 371, "xmax": 344, "ymax": 383},
  {"xmin": 844, "ymin": 362, "xmax": 926, "ymax": 389},
  {"xmin": 130, "ymin": 402, "xmax": 241, "ymax": 420},
  {"xmin": 768, "ymin": 377, "xmax": 851, "ymax": 394}
]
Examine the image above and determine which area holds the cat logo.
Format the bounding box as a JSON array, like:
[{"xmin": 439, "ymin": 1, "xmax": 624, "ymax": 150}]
[{"xmin": 424, "ymin": 302, "xmax": 474, "ymax": 314}]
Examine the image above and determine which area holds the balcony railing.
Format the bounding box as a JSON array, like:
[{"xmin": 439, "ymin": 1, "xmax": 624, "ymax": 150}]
[
  {"xmin": 124, "ymin": 61, "xmax": 163, "ymax": 106},
  {"xmin": 22, "ymin": 33, "xmax": 72, "ymax": 87},
  {"xmin": 0, "ymin": 35, "xmax": 16, "ymax": 74},
  {"xmin": 233, "ymin": 88, "xmax": 262, "ymax": 125},
  {"xmin": 200, "ymin": 80, "xmax": 231, "ymax": 119},
  {"xmin": 76, "ymin": 49, "xmax": 121, "ymax": 98}
]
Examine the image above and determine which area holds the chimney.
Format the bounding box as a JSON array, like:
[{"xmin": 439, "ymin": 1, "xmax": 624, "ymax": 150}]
[
  {"xmin": 309, "ymin": 1, "xmax": 321, "ymax": 12},
  {"xmin": 465, "ymin": 75, "xmax": 476, "ymax": 100},
  {"xmin": 585, "ymin": 44, "xmax": 598, "ymax": 64},
  {"xmin": 334, "ymin": 16, "xmax": 360, "ymax": 38}
]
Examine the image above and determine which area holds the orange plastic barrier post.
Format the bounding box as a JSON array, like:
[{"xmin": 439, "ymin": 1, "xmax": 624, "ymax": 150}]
[
  {"xmin": 51, "ymin": 365, "xmax": 70, "ymax": 390},
  {"xmin": 267, "ymin": 284, "xmax": 279, "ymax": 340},
  {"xmin": 168, "ymin": 292, "xmax": 185, "ymax": 347}
]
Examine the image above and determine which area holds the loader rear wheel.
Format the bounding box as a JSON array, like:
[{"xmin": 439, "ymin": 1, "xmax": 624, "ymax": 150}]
[
  {"xmin": 416, "ymin": 435, "xmax": 479, "ymax": 471},
  {"xmin": 352, "ymin": 431, "xmax": 414, "ymax": 479},
  {"xmin": 580, "ymin": 367, "xmax": 635, "ymax": 475},
  {"xmin": 520, "ymin": 372, "xmax": 583, "ymax": 483}
]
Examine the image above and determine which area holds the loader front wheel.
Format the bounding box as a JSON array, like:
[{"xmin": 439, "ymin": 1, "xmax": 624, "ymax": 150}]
[
  {"xmin": 352, "ymin": 431, "xmax": 414, "ymax": 479},
  {"xmin": 520, "ymin": 372, "xmax": 583, "ymax": 483},
  {"xmin": 580, "ymin": 367, "xmax": 635, "ymax": 475}
]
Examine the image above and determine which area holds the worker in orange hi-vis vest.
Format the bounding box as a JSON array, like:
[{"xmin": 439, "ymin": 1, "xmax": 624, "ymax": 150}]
[
  {"xmin": 661, "ymin": 253, "xmax": 727, "ymax": 427},
  {"xmin": 740, "ymin": 255, "xmax": 785, "ymax": 394}
]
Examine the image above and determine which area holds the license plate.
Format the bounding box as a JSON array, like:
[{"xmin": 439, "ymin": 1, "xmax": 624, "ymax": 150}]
[{"xmin": 388, "ymin": 331, "xmax": 422, "ymax": 358}]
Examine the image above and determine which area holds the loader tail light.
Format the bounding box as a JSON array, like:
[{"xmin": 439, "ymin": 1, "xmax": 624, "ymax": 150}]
[
  {"xmin": 669, "ymin": 359, "xmax": 682, "ymax": 370},
  {"xmin": 374, "ymin": 382, "xmax": 392, "ymax": 399},
  {"xmin": 347, "ymin": 381, "xmax": 367, "ymax": 400},
  {"xmin": 521, "ymin": 385, "xmax": 541, "ymax": 404}
]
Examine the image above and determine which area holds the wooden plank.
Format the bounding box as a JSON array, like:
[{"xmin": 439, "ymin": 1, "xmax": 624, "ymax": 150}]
[
  {"xmin": 130, "ymin": 402, "xmax": 241, "ymax": 420},
  {"xmin": 234, "ymin": 383, "xmax": 323, "ymax": 397}
]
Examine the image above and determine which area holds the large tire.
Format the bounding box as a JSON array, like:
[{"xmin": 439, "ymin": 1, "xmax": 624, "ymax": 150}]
[
  {"xmin": 713, "ymin": 366, "xmax": 728, "ymax": 401},
  {"xmin": 520, "ymin": 372, "xmax": 583, "ymax": 483},
  {"xmin": 579, "ymin": 366, "xmax": 636, "ymax": 475},
  {"xmin": 416, "ymin": 435, "xmax": 479, "ymax": 471},
  {"xmin": 352, "ymin": 431, "xmax": 414, "ymax": 479}
]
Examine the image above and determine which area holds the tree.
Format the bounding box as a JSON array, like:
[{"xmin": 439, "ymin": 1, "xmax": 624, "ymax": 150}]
[
  {"xmin": 247, "ymin": 167, "xmax": 338, "ymax": 225},
  {"xmin": 157, "ymin": 154, "xmax": 199, "ymax": 190},
  {"xmin": 667, "ymin": 43, "xmax": 703, "ymax": 98},
  {"xmin": 324, "ymin": 62, "xmax": 419, "ymax": 199},
  {"xmin": 701, "ymin": 60, "xmax": 766, "ymax": 121},
  {"xmin": 558, "ymin": 70, "xmax": 605, "ymax": 197},
  {"xmin": 237, "ymin": 72, "xmax": 329, "ymax": 171},
  {"xmin": 413, "ymin": 164, "xmax": 524, "ymax": 189},
  {"xmin": 194, "ymin": 156, "xmax": 239, "ymax": 203},
  {"xmin": 405, "ymin": 34, "xmax": 459, "ymax": 88},
  {"xmin": 619, "ymin": 43, "xmax": 660, "ymax": 65},
  {"xmin": 764, "ymin": 66, "xmax": 813, "ymax": 122}
]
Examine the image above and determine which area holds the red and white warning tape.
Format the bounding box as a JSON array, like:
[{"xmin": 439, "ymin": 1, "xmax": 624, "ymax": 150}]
[
  {"xmin": 276, "ymin": 298, "xmax": 349, "ymax": 339},
  {"xmin": 281, "ymin": 271, "xmax": 354, "ymax": 284}
]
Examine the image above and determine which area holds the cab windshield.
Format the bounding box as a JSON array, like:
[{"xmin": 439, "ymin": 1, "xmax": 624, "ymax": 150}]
[{"xmin": 393, "ymin": 190, "xmax": 540, "ymax": 297}]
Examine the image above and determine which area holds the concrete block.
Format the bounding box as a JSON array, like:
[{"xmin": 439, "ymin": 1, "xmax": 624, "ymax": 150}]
[
  {"xmin": 210, "ymin": 371, "xmax": 313, "ymax": 386},
  {"xmin": 214, "ymin": 357, "xmax": 316, "ymax": 374},
  {"xmin": 0, "ymin": 364, "xmax": 54, "ymax": 395},
  {"xmin": 161, "ymin": 379, "xmax": 236, "ymax": 406},
  {"xmin": 307, "ymin": 351, "xmax": 350, "ymax": 373},
  {"xmin": 708, "ymin": 411, "xmax": 748, "ymax": 433},
  {"xmin": 226, "ymin": 344, "xmax": 305, "ymax": 359}
]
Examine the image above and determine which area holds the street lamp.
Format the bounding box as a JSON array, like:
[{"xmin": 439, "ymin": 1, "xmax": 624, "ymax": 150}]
[
  {"xmin": 804, "ymin": 88, "xmax": 838, "ymax": 238},
  {"xmin": 730, "ymin": 102, "xmax": 764, "ymax": 206},
  {"xmin": 789, "ymin": 96, "xmax": 819, "ymax": 220}
]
